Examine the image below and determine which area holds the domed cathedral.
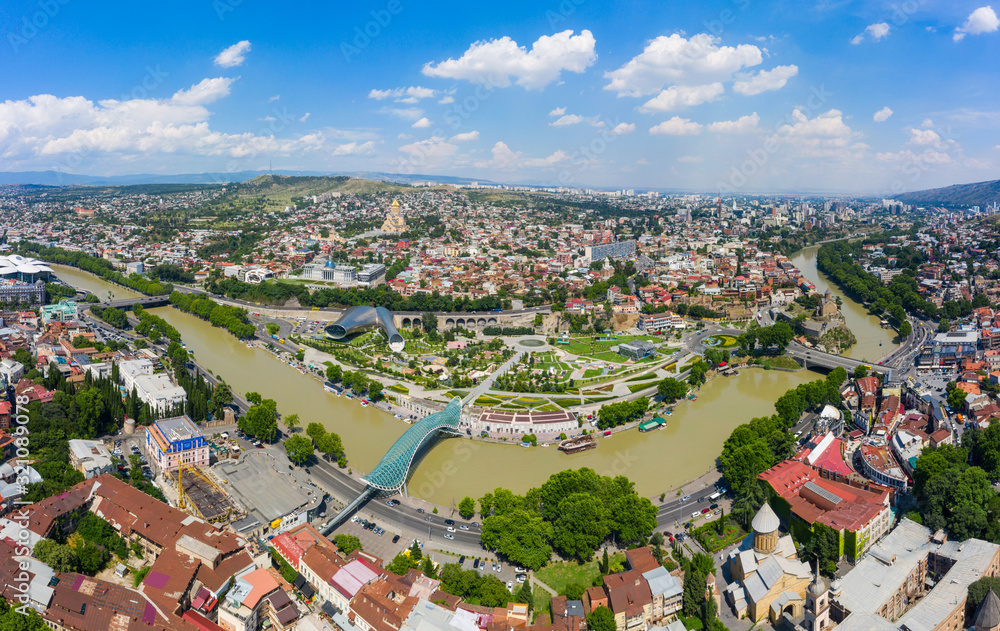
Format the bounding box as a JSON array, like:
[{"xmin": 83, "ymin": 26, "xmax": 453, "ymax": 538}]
[
  {"xmin": 753, "ymin": 502, "xmax": 782, "ymax": 554},
  {"xmin": 975, "ymin": 590, "xmax": 1000, "ymax": 631},
  {"xmin": 724, "ymin": 503, "xmax": 812, "ymax": 624},
  {"xmin": 381, "ymin": 199, "xmax": 408, "ymax": 234}
]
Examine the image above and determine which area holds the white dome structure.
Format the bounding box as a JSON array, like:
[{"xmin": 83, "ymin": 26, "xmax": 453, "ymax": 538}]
[
  {"xmin": 0, "ymin": 254, "xmax": 54, "ymax": 281},
  {"xmin": 752, "ymin": 502, "xmax": 781, "ymax": 534}
]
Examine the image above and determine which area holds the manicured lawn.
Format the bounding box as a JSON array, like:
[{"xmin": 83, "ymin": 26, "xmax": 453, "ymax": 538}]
[
  {"xmin": 388, "ymin": 384, "xmax": 409, "ymax": 394},
  {"xmin": 693, "ymin": 517, "xmax": 747, "ymax": 552},
  {"xmin": 582, "ymin": 368, "xmax": 604, "ymax": 378},
  {"xmin": 536, "ymin": 404, "xmax": 561, "ymax": 412},
  {"xmin": 628, "ymin": 383, "xmax": 655, "ymax": 393},
  {"xmin": 534, "ymin": 552, "xmax": 625, "ymax": 596},
  {"xmin": 762, "ymin": 355, "xmax": 802, "ymax": 370},
  {"xmin": 552, "ymin": 398, "xmax": 581, "ymax": 408},
  {"xmin": 625, "ymin": 372, "xmax": 657, "ymax": 382},
  {"xmin": 475, "ymin": 395, "xmax": 500, "ymax": 406}
]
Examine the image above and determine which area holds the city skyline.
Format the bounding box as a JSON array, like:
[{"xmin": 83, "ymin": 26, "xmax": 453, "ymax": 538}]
[{"xmin": 1, "ymin": 0, "xmax": 999, "ymax": 193}]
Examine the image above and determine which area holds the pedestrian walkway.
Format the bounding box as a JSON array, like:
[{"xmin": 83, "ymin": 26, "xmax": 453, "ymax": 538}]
[{"xmin": 463, "ymin": 350, "xmax": 525, "ymax": 404}]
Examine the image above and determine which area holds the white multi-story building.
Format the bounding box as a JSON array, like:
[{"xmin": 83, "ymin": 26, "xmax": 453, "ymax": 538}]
[{"xmin": 118, "ymin": 358, "xmax": 186, "ymax": 413}]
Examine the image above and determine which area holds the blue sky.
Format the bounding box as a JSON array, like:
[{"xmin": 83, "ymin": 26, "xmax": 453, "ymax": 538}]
[{"xmin": 1, "ymin": 0, "xmax": 998, "ymax": 193}]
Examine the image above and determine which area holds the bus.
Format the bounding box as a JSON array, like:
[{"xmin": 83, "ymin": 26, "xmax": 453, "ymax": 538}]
[{"xmin": 709, "ymin": 491, "xmax": 722, "ymax": 501}]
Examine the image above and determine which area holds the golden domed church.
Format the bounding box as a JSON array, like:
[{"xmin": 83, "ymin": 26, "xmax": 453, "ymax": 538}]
[{"xmin": 381, "ymin": 199, "xmax": 408, "ymax": 234}]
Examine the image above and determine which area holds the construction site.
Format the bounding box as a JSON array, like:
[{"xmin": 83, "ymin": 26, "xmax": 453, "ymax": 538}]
[{"xmin": 177, "ymin": 464, "xmax": 244, "ymax": 524}]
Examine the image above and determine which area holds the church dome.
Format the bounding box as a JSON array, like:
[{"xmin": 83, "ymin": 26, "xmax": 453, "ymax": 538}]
[{"xmin": 751, "ymin": 503, "xmax": 780, "ymax": 534}]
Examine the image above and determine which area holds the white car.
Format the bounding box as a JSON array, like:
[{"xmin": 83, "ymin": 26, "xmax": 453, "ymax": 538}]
[
  {"xmin": 447, "ymin": 527, "xmax": 456, "ymax": 533},
  {"xmin": 507, "ymin": 581, "xmax": 513, "ymax": 590}
]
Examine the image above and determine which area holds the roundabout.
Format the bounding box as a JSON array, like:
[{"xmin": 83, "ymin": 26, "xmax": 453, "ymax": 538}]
[
  {"xmin": 516, "ymin": 338, "xmax": 547, "ymax": 349},
  {"xmin": 702, "ymin": 334, "xmax": 740, "ymax": 349}
]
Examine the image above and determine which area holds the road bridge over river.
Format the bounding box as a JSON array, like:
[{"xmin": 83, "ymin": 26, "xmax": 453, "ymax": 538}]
[{"xmin": 785, "ymin": 342, "xmax": 894, "ymax": 380}]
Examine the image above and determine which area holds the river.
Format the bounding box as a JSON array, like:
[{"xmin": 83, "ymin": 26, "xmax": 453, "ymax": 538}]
[
  {"xmin": 49, "ymin": 263, "xmax": 876, "ymax": 506},
  {"xmin": 789, "ymin": 245, "xmax": 898, "ymax": 362}
]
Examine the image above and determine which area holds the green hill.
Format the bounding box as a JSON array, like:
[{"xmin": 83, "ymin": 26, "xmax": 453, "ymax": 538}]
[
  {"xmin": 228, "ymin": 174, "xmax": 447, "ymax": 202},
  {"xmin": 894, "ymin": 178, "xmax": 1000, "ymax": 208}
]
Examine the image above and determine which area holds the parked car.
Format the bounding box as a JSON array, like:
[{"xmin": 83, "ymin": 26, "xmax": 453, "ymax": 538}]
[
  {"xmin": 701, "ymin": 508, "xmax": 710, "ymax": 514},
  {"xmin": 473, "ymin": 559, "xmax": 480, "ymax": 569},
  {"xmin": 392, "ymin": 535, "xmax": 400, "ymax": 543},
  {"xmin": 459, "ymin": 556, "xmax": 466, "ymax": 565}
]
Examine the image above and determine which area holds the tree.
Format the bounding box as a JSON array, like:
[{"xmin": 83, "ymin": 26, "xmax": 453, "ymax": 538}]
[
  {"xmin": 283, "ymin": 434, "xmax": 314, "ymax": 465},
  {"xmin": 326, "ymin": 364, "xmax": 342, "ymax": 382},
  {"xmin": 306, "ymin": 422, "xmax": 325, "ymax": 442},
  {"xmin": 552, "ymin": 494, "xmax": 610, "ymax": 560},
  {"xmin": 853, "ymin": 365, "xmax": 869, "ymax": 380},
  {"xmin": 587, "ymin": 606, "xmax": 616, "ymax": 631},
  {"xmin": 480, "ymin": 509, "xmax": 553, "ymax": 570},
  {"xmin": 368, "ymin": 380, "xmax": 384, "ymax": 401},
  {"xmin": 422, "ymin": 312, "xmax": 438, "ymax": 332},
  {"xmin": 283, "ymin": 413, "xmax": 300, "ymax": 432},
  {"xmin": 245, "ymin": 391, "xmax": 263, "ymax": 405},
  {"xmin": 314, "ymin": 431, "xmax": 346, "ymax": 462},
  {"xmin": 898, "ymin": 320, "xmax": 912, "ymax": 338},
  {"xmin": 334, "ymin": 534, "xmax": 363, "ymax": 555},
  {"xmin": 33, "ymin": 539, "xmax": 77, "ymax": 572},
  {"xmin": 459, "ymin": 496, "xmax": 476, "ymax": 519},
  {"xmin": 656, "ymin": 377, "xmax": 688, "ymax": 402},
  {"xmin": 968, "ymin": 578, "xmax": 1000, "ymax": 615},
  {"xmin": 939, "ymin": 318, "xmax": 951, "ymax": 333}
]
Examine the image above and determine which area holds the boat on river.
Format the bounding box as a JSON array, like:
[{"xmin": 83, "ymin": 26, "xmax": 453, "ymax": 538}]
[{"xmin": 558, "ymin": 435, "xmax": 596, "ymax": 454}]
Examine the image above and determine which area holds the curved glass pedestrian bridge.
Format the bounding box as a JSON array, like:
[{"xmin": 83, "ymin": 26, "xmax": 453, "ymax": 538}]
[
  {"xmin": 363, "ymin": 397, "xmax": 463, "ymax": 491},
  {"xmin": 322, "ymin": 397, "xmax": 463, "ymax": 534}
]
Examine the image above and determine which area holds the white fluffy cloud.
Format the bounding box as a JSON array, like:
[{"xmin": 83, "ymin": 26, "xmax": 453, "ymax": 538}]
[
  {"xmin": 707, "ymin": 113, "xmax": 760, "ymax": 134},
  {"xmin": 412, "ymin": 117, "xmax": 432, "ymax": 128},
  {"xmin": 474, "ymin": 141, "xmax": 569, "ymax": 169},
  {"xmin": 907, "ymin": 127, "xmax": 941, "ymax": 145},
  {"xmin": 450, "ymin": 130, "xmax": 479, "ymax": 142},
  {"xmin": 851, "ymin": 23, "xmax": 890, "ymax": 44},
  {"xmin": 955, "ymin": 6, "xmax": 999, "ymax": 41},
  {"xmin": 769, "ymin": 108, "xmax": 866, "ymax": 159},
  {"xmin": 378, "ymin": 106, "xmax": 424, "ymax": 121},
  {"xmin": 638, "ymin": 83, "xmax": 724, "ymax": 113},
  {"xmin": 607, "ymin": 122, "xmax": 636, "ymax": 136},
  {"xmin": 549, "ymin": 114, "xmax": 604, "ymax": 128},
  {"xmin": 0, "ymin": 80, "xmax": 330, "ymax": 166},
  {"xmin": 399, "ymin": 136, "xmax": 459, "ymax": 161},
  {"xmin": 214, "ymin": 41, "xmax": 251, "ymax": 67},
  {"xmin": 873, "ymin": 106, "xmax": 893, "ymax": 122},
  {"xmin": 875, "ymin": 149, "xmax": 952, "ymax": 164},
  {"xmin": 368, "ymin": 86, "xmax": 438, "ymax": 102},
  {"xmin": 332, "ymin": 141, "xmax": 376, "ymax": 156},
  {"xmin": 170, "ymin": 77, "xmax": 236, "ymax": 106},
  {"xmin": 549, "ymin": 106, "xmax": 567, "ymax": 116},
  {"xmin": 649, "ymin": 116, "xmax": 703, "ymax": 136},
  {"xmin": 604, "ymin": 33, "xmax": 763, "ymax": 97},
  {"xmin": 732, "ymin": 65, "xmax": 798, "ymax": 96},
  {"xmin": 422, "ymin": 30, "xmax": 597, "ymax": 90}
]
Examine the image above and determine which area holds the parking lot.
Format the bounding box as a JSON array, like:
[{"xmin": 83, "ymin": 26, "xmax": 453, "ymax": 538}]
[{"xmin": 330, "ymin": 514, "xmax": 525, "ymax": 590}]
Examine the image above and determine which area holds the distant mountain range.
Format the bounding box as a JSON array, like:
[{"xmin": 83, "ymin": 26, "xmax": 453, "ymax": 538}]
[
  {"xmin": 894, "ymin": 178, "xmax": 1000, "ymax": 207},
  {"xmin": 0, "ymin": 169, "xmax": 496, "ymax": 187}
]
